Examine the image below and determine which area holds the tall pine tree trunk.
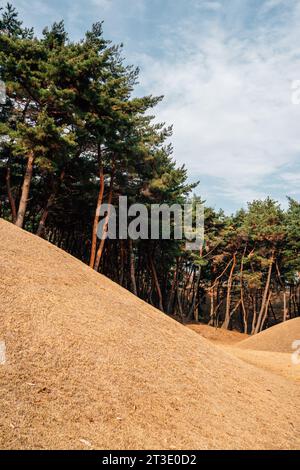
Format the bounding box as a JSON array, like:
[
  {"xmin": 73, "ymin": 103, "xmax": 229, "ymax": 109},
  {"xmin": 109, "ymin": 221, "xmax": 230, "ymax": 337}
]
[
  {"xmin": 283, "ymin": 290, "xmax": 288, "ymax": 322},
  {"xmin": 260, "ymin": 290, "xmax": 272, "ymax": 332},
  {"xmin": 129, "ymin": 239, "xmax": 137, "ymax": 296},
  {"xmin": 36, "ymin": 170, "xmax": 65, "ymax": 237},
  {"xmin": 94, "ymin": 167, "xmax": 115, "ymax": 272},
  {"xmin": 208, "ymin": 285, "xmax": 216, "ymax": 326},
  {"xmin": 222, "ymin": 253, "xmax": 237, "ymax": 329},
  {"xmin": 90, "ymin": 159, "xmax": 104, "ymax": 268},
  {"xmin": 167, "ymin": 258, "xmax": 179, "ymax": 314},
  {"xmin": 36, "ymin": 193, "xmax": 56, "ymax": 237},
  {"xmin": 150, "ymin": 256, "xmax": 164, "ymax": 311},
  {"xmin": 254, "ymin": 252, "xmax": 274, "ymax": 334},
  {"xmin": 176, "ymin": 286, "xmax": 183, "ymax": 320},
  {"xmin": 188, "ymin": 267, "xmax": 201, "ymax": 321},
  {"xmin": 119, "ymin": 240, "xmax": 125, "ymax": 286},
  {"xmin": 239, "ymin": 249, "xmax": 248, "ymax": 333},
  {"xmin": 251, "ymin": 293, "xmax": 258, "ymax": 335},
  {"xmin": 15, "ymin": 152, "xmax": 34, "ymax": 228}
]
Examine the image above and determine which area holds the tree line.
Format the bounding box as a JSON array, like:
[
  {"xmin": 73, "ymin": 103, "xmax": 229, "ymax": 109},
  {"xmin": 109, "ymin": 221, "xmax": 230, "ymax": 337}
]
[{"xmin": 1, "ymin": 4, "xmax": 299, "ymax": 333}]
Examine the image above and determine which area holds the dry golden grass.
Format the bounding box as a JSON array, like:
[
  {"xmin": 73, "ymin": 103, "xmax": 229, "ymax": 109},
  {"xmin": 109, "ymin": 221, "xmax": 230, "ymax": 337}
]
[
  {"xmin": 236, "ymin": 318, "xmax": 300, "ymax": 353},
  {"xmin": 225, "ymin": 347, "xmax": 300, "ymax": 383},
  {"xmin": 186, "ymin": 323, "xmax": 300, "ymax": 382},
  {"xmin": 0, "ymin": 219, "xmax": 299, "ymax": 450},
  {"xmin": 187, "ymin": 323, "xmax": 247, "ymax": 345}
]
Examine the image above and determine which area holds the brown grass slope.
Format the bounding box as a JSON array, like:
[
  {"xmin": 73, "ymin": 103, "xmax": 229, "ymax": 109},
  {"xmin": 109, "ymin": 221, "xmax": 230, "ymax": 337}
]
[
  {"xmin": 0, "ymin": 219, "xmax": 299, "ymax": 450},
  {"xmin": 237, "ymin": 318, "xmax": 300, "ymax": 353},
  {"xmin": 187, "ymin": 323, "xmax": 247, "ymax": 345},
  {"xmin": 186, "ymin": 323, "xmax": 300, "ymax": 383}
]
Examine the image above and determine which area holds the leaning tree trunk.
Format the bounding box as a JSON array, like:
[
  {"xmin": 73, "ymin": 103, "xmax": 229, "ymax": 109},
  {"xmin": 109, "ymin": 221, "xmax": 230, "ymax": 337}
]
[
  {"xmin": 167, "ymin": 258, "xmax": 179, "ymax": 314},
  {"xmin": 260, "ymin": 290, "xmax": 272, "ymax": 332},
  {"xmin": 254, "ymin": 252, "xmax": 274, "ymax": 334},
  {"xmin": 176, "ymin": 286, "xmax": 184, "ymax": 321},
  {"xmin": 15, "ymin": 151, "xmax": 34, "ymax": 228},
  {"xmin": 275, "ymin": 262, "xmax": 288, "ymax": 323},
  {"xmin": 188, "ymin": 266, "xmax": 201, "ymax": 321},
  {"xmin": 222, "ymin": 253, "xmax": 237, "ymax": 329},
  {"xmin": 36, "ymin": 170, "xmax": 65, "ymax": 238},
  {"xmin": 119, "ymin": 240, "xmax": 125, "ymax": 286},
  {"xmin": 36, "ymin": 193, "xmax": 56, "ymax": 237},
  {"xmin": 149, "ymin": 256, "xmax": 164, "ymax": 311},
  {"xmin": 94, "ymin": 167, "xmax": 115, "ymax": 272},
  {"xmin": 283, "ymin": 290, "xmax": 288, "ymax": 322},
  {"xmin": 240, "ymin": 249, "xmax": 248, "ymax": 333},
  {"xmin": 129, "ymin": 239, "xmax": 137, "ymax": 296},
  {"xmin": 208, "ymin": 285, "xmax": 216, "ymax": 326},
  {"xmin": 89, "ymin": 162, "xmax": 104, "ymax": 268},
  {"xmin": 251, "ymin": 293, "xmax": 258, "ymax": 335}
]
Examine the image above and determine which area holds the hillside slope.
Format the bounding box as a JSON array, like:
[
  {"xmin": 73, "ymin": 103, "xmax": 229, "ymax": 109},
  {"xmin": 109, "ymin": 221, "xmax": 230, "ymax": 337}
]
[
  {"xmin": 0, "ymin": 219, "xmax": 299, "ymax": 450},
  {"xmin": 237, "ymin": 318, "xmax": 300, "ymax": 353},
  {"xmin": 187, "ymin": 323, "xmax": 247, "ymax": 345}
]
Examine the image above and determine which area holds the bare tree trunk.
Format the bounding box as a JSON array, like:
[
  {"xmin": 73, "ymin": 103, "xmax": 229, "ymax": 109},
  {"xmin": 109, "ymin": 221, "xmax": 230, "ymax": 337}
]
[
  {"xmin": 119, "ymin": 240, "xmax": 125, "ymax": 286},
  {"xmin": 260, "ymin": 290, "xmax": 272, "ymax": 332},
  {"xmin": 94, "ymin": 167, "xmax": 115, "ymax": 272},
  {"xmin": 275, "ymin": 262, "xmax": 288, "ymax": 323},
  {"xmin": 167, "ymin": 258, "xmax": 179, "ymax": 314},
  {"xmin": 89, "ymin": 161, "xmax": 104, "ymax": 268},
  {"xmin": 251, "ymin": 293, "xmax": 257, "ymax": 335},
  {"xmin": 241, "ymin": 297, "xmax": 247, "ymax": 334},
  {"xmin": 188, "ymin": 267, "xmax": 201, "ymax": 321},
  {"xmin": 283, "ymin": 290, "xmax": 288, "ymax": 322},
  {"xmin": 36, "ymin": 170, "xmax": 65, "ymax": 238},
  {"xmin": 292, "ymin": 292, "xmax": 298, "ymax": 317},
  {"xmin": 208, "ymin": 286, "xmax": 215, "ymax": 326},
  {"xmin": 254, "ymin": 252, "xmax": 274, "ymax": 334},
  {"xmin": 36, "ymin": 193, "xmax": 55, "ymax": 237},
  {"xmin": 176, "ymin": 287, "xmax": 183, "ymax": 321},
  {"xmin": 222, "ymin": 253, "xmax": 237, "ymax": 329},
  {"xmin": 150, "ymin": 256, "xmax": 164, "ymax": 311},
  {"xmin": 239, "ymin": 250, "xmax": 248, "ymax": 333},
  {"xmin": 6, "ymin": 165, "xmax": 17, "ymax": 223},
  {"xmin": 129, "ymin": 239, "xmax": 137, "ymax": 296},
  {"xmin": 15, "ymin": 152, "xmax": 34, "ymax": 228}
]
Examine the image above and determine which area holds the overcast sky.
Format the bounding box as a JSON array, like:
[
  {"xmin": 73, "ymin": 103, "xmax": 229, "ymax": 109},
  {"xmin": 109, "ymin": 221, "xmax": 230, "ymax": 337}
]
[{"xmin": 6, "ymin": 0, "xmax": 300, "ymax": 213}]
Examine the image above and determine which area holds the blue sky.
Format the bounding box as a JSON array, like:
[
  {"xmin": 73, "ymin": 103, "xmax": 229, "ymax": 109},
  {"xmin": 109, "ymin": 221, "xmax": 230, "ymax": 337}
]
[{"xmin": 5, "ymin": 0, "xmax": 300, "ymax": 213}]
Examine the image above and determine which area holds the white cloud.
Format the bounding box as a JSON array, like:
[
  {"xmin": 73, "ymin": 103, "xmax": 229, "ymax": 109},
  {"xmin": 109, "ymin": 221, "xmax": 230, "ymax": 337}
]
[
  {"xmin": 281, "ymin": 172, "xmax": 300, "ymax": 186},
  {"xmin": 90, "ymin": 0, "xmax": 112, "ymax": 5},
  {"xmin": 136, "ymin": 1, "xmax": 300, "ymax": 208},
  {"xmin": 7, "ymin": 0, "xmax": 300, "ymax": 209},
  {"xmin": 261, "ymin": 0, "xmax": 287, "ymax": 14},
  {"xmin": 198, "ymin": 1, "xmax": 223, "ymax": 11}
]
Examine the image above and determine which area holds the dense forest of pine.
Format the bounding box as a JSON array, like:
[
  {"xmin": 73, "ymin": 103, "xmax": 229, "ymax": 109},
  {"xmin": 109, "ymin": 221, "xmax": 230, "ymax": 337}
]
[{"xmin": 1, "ymin": 4, "xmax": 299, "ymax": 334}]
